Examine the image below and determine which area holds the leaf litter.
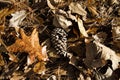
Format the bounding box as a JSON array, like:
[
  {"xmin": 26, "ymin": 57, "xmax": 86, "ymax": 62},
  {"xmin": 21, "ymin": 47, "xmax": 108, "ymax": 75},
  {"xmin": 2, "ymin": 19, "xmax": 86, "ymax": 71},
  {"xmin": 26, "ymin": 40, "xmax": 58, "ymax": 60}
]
[{"xmin": 0, "ymin": 0, "xmax": 120, "ymax": 80}]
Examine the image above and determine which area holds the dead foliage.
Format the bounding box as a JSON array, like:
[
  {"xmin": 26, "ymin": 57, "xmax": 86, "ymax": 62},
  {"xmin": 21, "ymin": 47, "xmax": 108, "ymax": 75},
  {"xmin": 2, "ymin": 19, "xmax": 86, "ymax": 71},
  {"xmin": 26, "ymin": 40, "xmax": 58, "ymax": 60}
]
[{"xmin": 0, "ymin": 0, "xmax": 120, "ymax": 80}]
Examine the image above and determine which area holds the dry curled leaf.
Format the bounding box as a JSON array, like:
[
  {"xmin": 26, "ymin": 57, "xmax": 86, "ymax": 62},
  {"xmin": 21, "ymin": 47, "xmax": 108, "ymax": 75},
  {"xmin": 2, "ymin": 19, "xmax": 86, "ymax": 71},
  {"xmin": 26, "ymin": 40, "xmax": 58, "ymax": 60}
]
[
  {"xmin": 7, "ymin": 28, "xmax": 48, "ymax": 64},
  {"xmin": 77, "ymin": 17, "xmax": 88, "ymax": 37},
  {"xmin": 53, "ymin": 14, "xmax": 72, "ymax": 31},
  {"xmin": 9, "ymin": 10, "xmax": 27, "ymax": 28},
  {"xmin": 47, "ymin": 0, "xmax": 56, "ymax": 13},
  {"xmin": 94, "ymin": 41, "xmax": 120, "ymax": 69},
  {"xmin": 85, "ymin": 38, "xmax": 120, "ymax": 77},
  {"xmin": 69, "ymin": 2, "xmax": 87, "ymax": 20}
]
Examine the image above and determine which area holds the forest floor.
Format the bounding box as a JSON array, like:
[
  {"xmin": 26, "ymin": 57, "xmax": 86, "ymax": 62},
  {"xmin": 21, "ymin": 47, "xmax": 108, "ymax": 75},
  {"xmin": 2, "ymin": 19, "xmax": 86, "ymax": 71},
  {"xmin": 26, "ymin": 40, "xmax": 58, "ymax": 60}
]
[{"xmin": 0, "ymin": 0, "xmax": 120, "ymax": 80}]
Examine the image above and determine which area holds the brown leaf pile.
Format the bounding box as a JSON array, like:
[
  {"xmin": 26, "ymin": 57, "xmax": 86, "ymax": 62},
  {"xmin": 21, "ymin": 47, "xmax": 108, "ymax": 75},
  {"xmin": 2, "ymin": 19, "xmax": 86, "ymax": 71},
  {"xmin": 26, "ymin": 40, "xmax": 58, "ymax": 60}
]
[{"xmin": 0, "ymin": 0, "xmax": 120, "ymax": 80}]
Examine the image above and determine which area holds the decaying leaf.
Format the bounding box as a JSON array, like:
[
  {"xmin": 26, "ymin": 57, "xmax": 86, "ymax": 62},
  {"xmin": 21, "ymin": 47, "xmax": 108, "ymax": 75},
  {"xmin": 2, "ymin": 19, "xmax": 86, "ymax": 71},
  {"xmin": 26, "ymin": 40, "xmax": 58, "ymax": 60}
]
[
  {"xmin": 77, "ymin": 17, "xmax": 88, "ymax": 37},
  {"xmin": 87, "ymin": 6, "xmax": 99, "ymax": 17},
  {"xmin": 110, "ymin": 0, "xmax": 119, "ymax": 4},
  {"xmin": 92, "ymin": 32, "xmax": 107, "ymax": 43},
  {"xmin": 0, "ymin": 54, "xmax": 4, "ymax": 66},
  {"xmin": 8, "ymin": 52, "xmax": 19, "ymax": 62},
  {"xmin": 69, "ymin": 2, "xmax": 87, "ymax": 20},
  {"xmin": 85, "ymin": 39, "xmax": 120, "ymax": 74},
  {"xmin": 0, "ymin": 0, "xmax": 120, "ymax": 79},
  {"xmin": 67, "ymin": 11, "xmax": 77, "ymax": 22},
  {"xmin": 9, "ymin": 10, "xmax": 27, "ymax": 33},
  {"xmin": 47, "ymin": 75, "xmax": 57, "ymax": 80},
  {"xmin": 47, "ymin": 0, "xmax": 68, "ymax": 13},
  {"xmin": 47, "ymin": 0, "xmax": 56, "ymax": 13},
  {"xmin": 7, "ymin": 28, "xmax": 48, "ymax": 64},
  {"xmin": 0, "ymin": 0, "xmax": 12, "ymax": 3},
  {"xmin": 33, "ymin": 61, "xmax": 46, "ymax": 74},
  {"xmin": 0, "ymin": 8, "xmax": 15, "ymax": 23},
  {"xmin": 10, "ymin": 71, "xmax": 25, "ymax": 80},
  {"xmin": 53, "ymin": 14, "xmax": 72, "ymax": 31},
  {"xmin": 94, "ymin": 41, "xmax": 120, "ymax": 70},
  {"xmin": 9, "ymin": 10, "xmax": 27, "ymax": 28},
  {"xmin": 0, "ymin": 25, "xmax": 5, "ymax": 33},
  {"xmin": 84, "ymin": 40, "xmax": 103, "ymax": 69},
  {"xmin": 86, "ymin": 27, "xmax": 98, "ymax": 35},
  {"xmin": 112, "ymin": 18, "xmax": 120, "ymax": 48}
]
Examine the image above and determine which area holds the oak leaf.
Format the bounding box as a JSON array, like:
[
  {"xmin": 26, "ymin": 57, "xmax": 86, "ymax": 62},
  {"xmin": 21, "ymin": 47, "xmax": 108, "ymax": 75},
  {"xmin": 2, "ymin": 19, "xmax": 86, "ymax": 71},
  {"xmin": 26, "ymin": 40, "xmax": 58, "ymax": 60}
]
[{"xmin": 7, "ymin": 28, "xmax": 48, "ymax": 64}]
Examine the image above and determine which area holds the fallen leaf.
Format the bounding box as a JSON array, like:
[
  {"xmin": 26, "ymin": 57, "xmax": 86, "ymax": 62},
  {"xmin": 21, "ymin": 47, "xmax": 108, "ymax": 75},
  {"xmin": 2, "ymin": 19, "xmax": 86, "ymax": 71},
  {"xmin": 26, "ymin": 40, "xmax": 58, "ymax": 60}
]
[
  {"xmin": 84, "ymin": 39, "xmax": 120, "ymax": 75},
  {"xmin": 47, "ymin": 75, "xmax": 57, "ymax": 80},
  {"xmin": 33, "ymin": 61, "xmax": 46, "ymax": 74},
  {"xmin": 77, "ymin": 17, "xmax": 88, "ymax": 37},
  {"xmin": 53, "ymin": 14, "xmax": 72, "ymax": 31},
  {"xmin": 9, "ymin": 10, "xmax": 27, "ymax": 32},
  {"xmin": 0, "ymin": 0, "xmax": 12, "ymax": 3},
  {"xmin": 86, "ymin": 0, "xmax": 95, "ymax": 5},
  {"xmin": 86, "ymin": 27, "xmax": 98, "ymax": 35},
  {"xmin": 85, "ymin": 37, "xmax": 120, "ymax": 70},
  {"xmin": 67, "ymin": 11, "xmax": 77, "ymax": 22},
  {"xmin": 0, "ymin": 24, "xmax": 5, "ymax": 33},
  {"xmin": 94, "ymin": 41, "xmax": 120, "ymax": 70},
  {"xmin": 69, "ymin": 2, "xmax": 87, "ymax": 20},
  {"xmin": 112, "ymin": 18, "xmax": 120, "ymax": 48},
  {"xmin": 111, "ymin": 0, "xmax": 119, "ymax": 4},
  {"xmin": 0, "ymin": 8, "xmax": 15, "ymax": 24},
  {"xmin": 10, "ymin": 71, "xmax": 25, "ymax": 80},
  {"xmin": 87, "ymin": 6, "xmax": 99, "ymax": 17},
  {"xmin": 92, "ymin": 32, "xmax": 107, "ymax": 43},
  {"xmin": 0, "ymin": 54, "xmax": 4, "ymax": 66},
  {"xmin": 7, "ymin": 28, "xmax": 48, "ymax": 64},
  {"xmin": 84, "ymin": 40, "xmax": 103, "ymax": 69},
  {"xmin": 8, "ymin": 52, "xmax": 19, "ymax": 62},
  {"xmin": 47, "ymin": 0, "xmax": 56, "ymax": 13}
]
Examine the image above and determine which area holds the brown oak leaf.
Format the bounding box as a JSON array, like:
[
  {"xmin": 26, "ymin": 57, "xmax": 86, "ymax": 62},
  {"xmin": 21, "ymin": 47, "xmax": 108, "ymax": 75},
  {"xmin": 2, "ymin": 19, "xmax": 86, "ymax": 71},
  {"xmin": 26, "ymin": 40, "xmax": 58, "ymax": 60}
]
[{"xmin": 7, "ymin": 28, "xmax": 48, "ymax": 64}]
